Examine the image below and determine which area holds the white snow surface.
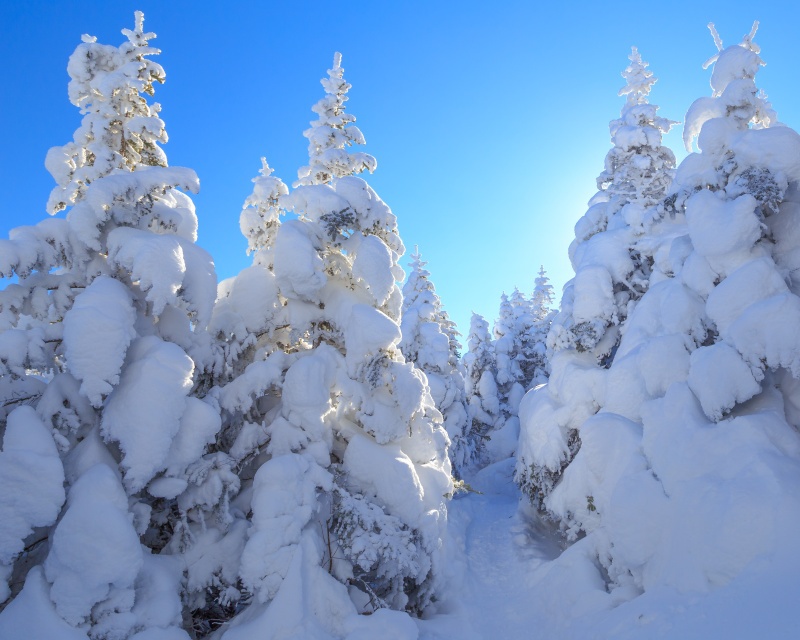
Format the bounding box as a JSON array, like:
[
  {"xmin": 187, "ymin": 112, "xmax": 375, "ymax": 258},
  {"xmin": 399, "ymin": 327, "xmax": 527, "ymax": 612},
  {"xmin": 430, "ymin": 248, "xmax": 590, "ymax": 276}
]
[
  {"xmin": 45, "ymin": 464, "xmax": 143, "ymax": 626},
  {"xmin": 273, "ymin": 219, "xmax": 327, "ymax": 302},
  {"xmin": 0, "ymin": 406, "xmax": 65, "ymax": 600},
  {"xmin": 62, "ymin": 276, "xmax": 137, "ymax": 407},
  {"xmin": 427, "ymin": 462, "xmax": 800, "ymax": 640},
  {"xmin": 101, "ymin": 336, "xmax": 197, "ymax": 492}
]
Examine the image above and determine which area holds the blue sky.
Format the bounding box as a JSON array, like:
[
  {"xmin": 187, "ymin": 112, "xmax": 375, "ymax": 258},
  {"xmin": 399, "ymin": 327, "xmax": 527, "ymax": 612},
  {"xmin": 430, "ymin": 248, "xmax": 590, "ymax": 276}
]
[{"xmin": 3, "ymin": 1, "xmax": 799, "ymax": 338}]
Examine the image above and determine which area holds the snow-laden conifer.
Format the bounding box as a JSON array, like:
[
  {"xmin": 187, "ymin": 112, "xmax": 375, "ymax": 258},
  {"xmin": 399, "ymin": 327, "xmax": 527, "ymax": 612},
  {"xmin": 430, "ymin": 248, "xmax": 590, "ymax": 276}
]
[
  {"xmin": 473, "ymin": 292, "xmax": 523, "ymax": 464},
  {"xmin": 0, "ymin": 14, "xmax": 218, "ymax": 638},
  {"xmin": 517, "ymin": 24, "xmax": 800, "ymax": 613},
  {"xmin": 597, "ymin": 47, "xmax": 677, "ymax": 208},
  {"xmin": 503, "ymin": 283, "xmax": 553, "ymax": 393},
  {"xmin": 239, "ymin": 158, "xmax": 290, "ymax": 263},
  {"xmin": 531, "ymin": 266, "xmax": 555, "ymax": 319},
  {"xmin": 399, "ymin": 247, "xmax": 469, "ymax": 476},
  {"xmin": 494, "ymin": 293, "xmax": 520, "ymax": 392},
  {"xmin": 209, "ymin": 157, "xmax": 289, "ymax": 390},
  {"xmin": 517, "ymin": 47, "xmax": 676, "ymax": 509},
  {"xmin": 549, "ymin": 46, "xmax": 677, "ymax": 357},
  {"xmin": 473, "ymin": 278, "xmax": 554, "ymax": 470},
  {"xmin": 461, "ymin": 313, "xmax": 501, "ymax": 468},
  {"xmin": 526, "ymin": 266, "xmax": 555, "ymax": 384},
  {"xmin": 184, "ymin": 156, "xmax": 291, "ymax": 634},
  {"xmin": 45, "ymin": 12, "xmax": 168, "ymax": 215},
  {"xmin": 208, "ymin": 54, "xmax": 451, "ymax": 637}
]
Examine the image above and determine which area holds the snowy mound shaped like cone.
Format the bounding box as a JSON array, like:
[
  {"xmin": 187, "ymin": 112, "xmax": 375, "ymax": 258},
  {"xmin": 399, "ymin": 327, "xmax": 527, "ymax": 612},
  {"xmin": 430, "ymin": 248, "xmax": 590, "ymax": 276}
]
[
  {"xmin": 208, "ymin": 53, "xmax": 452, "ymax": 638},
  {"xmin": 0, "ymin": 13, "xmax": 218, "ymax": 638},
  {"xmin": 516, "ymin": 46, "xmax": 676, "ymax": 508},
  {"xmin": 516, "ymin": 22, "xmax": 800, "ymax": 630}
]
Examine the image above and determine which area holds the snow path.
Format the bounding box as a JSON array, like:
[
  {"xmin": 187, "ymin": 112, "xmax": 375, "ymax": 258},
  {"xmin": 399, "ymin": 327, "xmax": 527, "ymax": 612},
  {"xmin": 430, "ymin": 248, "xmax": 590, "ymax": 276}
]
[
  {"xmin": 416, "ymin": 461, "xmax": 800, "ymax": 640},
  {"xmin": 418, "ymin": 458, "xmax": 561, "ymax": 639}
]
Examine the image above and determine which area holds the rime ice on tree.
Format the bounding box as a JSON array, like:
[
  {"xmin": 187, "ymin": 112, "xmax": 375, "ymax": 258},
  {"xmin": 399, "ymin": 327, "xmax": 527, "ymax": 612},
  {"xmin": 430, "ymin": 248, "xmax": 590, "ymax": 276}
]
[
  {"xmin": 462, "ymin": 313, "xmax": 501, "ymax": 467},
  {"xmin": 295, "ymin": 52, "xmax": 377, "ymax": 187},
  {"xmin": 527, "ymin": 266, "xmax": 556, "ymax": 384},
  {"xmin": 0, "ymin": 13, "xmax": 219, "ymax": 638},
  {"xmin": 517, "ymin": 23, "xmax": 800, "ymax": 615},
  {"xmin": 552, "ymin": 46, "xmax": 677, "ymax": 355},
  {"xmin": 239, "ymin": 158, "xmax": 290, "ymax": 262},
  {"xmin": 598, "ymin": 47, "xmax": 677, "ymax": 209},
  {"xmin": 471, "ymin": 279, "xmax": 554, "ymax": 470},
  {"xmin": 399, "ymin": 247, "xmax": 469, "ymax": 476},
  {"xmin": 682, "ymin": 22, "xmax": 776, "ymax": 153},
  {"xmin": 208, "ymin": 54, "xmax": 451, "ymax": 636},
  {"xmin": 46, "ymin": 11, "xmax": 168, "ymax": 214},
  {"xmin": 517, "ymin": 47, "xmax": 676, "ymax": 509}
]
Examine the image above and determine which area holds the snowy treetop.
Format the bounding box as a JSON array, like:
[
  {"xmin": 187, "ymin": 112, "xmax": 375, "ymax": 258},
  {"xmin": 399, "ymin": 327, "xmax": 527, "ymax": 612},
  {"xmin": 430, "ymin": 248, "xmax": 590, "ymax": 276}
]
[
  {"xmin": 408, "ymin": 245, "xmax": 429, "ymax": 277},
  {"xmin": 591, "ymin": 48, "xmax": 676, "ymax": 210},
  {"xmin": 610, "ymin": 47, "xmax": 676, "ymax": 141},
  {"xmin": 120, "ymin": 10, "xmax": 157, "ymax": 50},
  {"xmin": 47, "ymin": 11, "xmax": 169, "ymax": 214},
  {"xmin": 683, "ymin": 20, "xmax": 776, "ymax": 152},
  {"xmin": 532, "ymin": 265, "xmax": 555, "ymax": 315},
  {"xmin": 705, "ymin": 21, "xmax": 765, "ymax": 97},
  {"xmin": 239, "ymin": 157, "xmax": 289, "ymax": 256},
  {"xmin": 618, "ymin": 46, "xmax": 656, "ymax": 105},
  {"xmin": 295, "ymin": 52, "xmax": 377, "ymax": 186},
  {"xmin": 703, "ymin": 21, "xmax": 761, "ymax": 72}
]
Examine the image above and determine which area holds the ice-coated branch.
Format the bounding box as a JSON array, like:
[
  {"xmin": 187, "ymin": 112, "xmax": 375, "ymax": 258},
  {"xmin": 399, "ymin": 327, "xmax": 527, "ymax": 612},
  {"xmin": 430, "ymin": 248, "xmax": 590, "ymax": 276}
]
[
  {"xmin": 121, "ymin": 10, "xmax": 157, "ymax": 48},
  {"xmin": 709, "ymin": 22, "xmax": 723, "ymax": 51},
  {"xmin": 703, "ymin": 22, "xmax": 724, "ymax": 69},
  {"xmin": 741, "ymin": 20, "xmax": 760, "ymax": 53}
]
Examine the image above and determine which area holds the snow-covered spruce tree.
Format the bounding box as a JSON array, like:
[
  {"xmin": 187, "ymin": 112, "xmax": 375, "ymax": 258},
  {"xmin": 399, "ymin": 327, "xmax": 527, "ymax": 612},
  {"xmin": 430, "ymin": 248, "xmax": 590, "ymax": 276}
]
[
  {"xmin": 526, "ymin": 266, "xmax": 555, "ymax": 385},
  {"xmin": 295, "ymin": 52, "xmax": 376, "ymax": 187},
  {"xmin": 0, "ymin": 14, "xmax": 220, "ymax": 639},
  {"xmin": 518, "ymin": 23, "xmax": 800, "ymax": 611},
  {"xmin": 461, "ymin": 313, "xmax": 501, "ymax": 469},
  {"xmin": 532, "ymin": 265, "xmax": 555, "ymax": 315},
  {"xmin": 163, "ymin": 157, "xmax": 291, "ymax": 636},
  {"xmin": 399, "ymin": 247, "xmax": 469, "ymax": 477},
  {"xmin": 208, "ymin": 53, "xmax": 451, "ymax": 638},
  {"xmin": 516, "ymin": 47, "xmax": 676, "ymax": 509},
  {"xmin": 508, "ymin": 285, "xmax": 553, "ymax": 391},
  {"xmin": 493, "ymin": 292, "xmax": 521, "ymax": 395},
  {"xmin": 549, "ymin": 45, "xmax": 677, "ymax": 358},
  {"xmin": 211, "ymin": 158, "xmax": 289, "ymax": 379},
  {"xmin": 478, "ymin": 291, "xmax": 526, "ymax": 465},
  {"xmin": 477, "ymin": 279, "xmax": 554, "ymax": 469}
]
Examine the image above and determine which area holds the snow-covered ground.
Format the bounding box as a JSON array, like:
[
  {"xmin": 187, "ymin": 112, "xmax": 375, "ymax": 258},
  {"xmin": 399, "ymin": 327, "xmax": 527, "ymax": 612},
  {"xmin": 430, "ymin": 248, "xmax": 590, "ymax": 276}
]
[
  {"xmin": 419, "ymin": 459, "xmax": 800, "ymax": 640},
  {"xmin": 417, "ymin": 458, "xmax": 556, "ymax": 639}
]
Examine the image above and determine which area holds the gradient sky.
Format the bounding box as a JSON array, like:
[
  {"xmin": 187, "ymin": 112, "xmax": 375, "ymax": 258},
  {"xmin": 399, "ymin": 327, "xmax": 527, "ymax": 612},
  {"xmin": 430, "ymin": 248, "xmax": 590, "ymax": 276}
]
[{"xmin": 3, "ymin": 1, "xmax": 799, "ymax": 339}]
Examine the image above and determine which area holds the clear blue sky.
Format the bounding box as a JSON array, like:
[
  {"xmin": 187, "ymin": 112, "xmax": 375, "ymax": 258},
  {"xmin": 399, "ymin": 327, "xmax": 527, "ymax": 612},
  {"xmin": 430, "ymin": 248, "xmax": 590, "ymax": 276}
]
[{"xmin": 3, "ymin": 1, "xmax": 799, "ymax": 338}]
